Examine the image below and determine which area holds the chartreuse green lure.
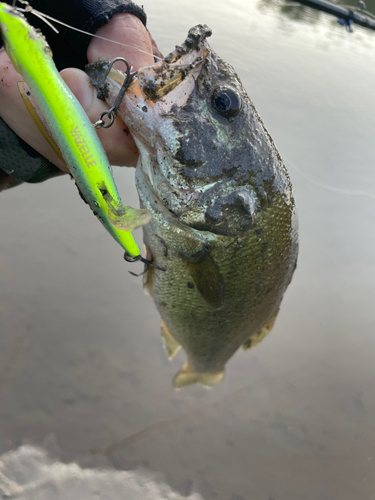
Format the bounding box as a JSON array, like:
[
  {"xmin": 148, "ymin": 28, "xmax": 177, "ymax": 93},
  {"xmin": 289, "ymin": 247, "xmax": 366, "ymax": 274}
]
[{"xmin": 0, "ymin": 3, "xmax": 151, "ymax": 257}]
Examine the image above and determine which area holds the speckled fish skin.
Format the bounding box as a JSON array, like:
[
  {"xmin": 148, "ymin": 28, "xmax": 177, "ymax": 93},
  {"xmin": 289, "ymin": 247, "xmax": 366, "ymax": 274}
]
[{"xmin": 87, "ymin": 25, "xmax": 298, "ymax": 387}]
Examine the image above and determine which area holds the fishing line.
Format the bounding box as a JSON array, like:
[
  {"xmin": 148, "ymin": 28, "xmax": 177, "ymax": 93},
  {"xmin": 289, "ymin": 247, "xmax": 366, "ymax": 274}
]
[
  {"xmin": 15, "ymin": 0, "xmax": 162, "ymax": 60},
  {"xmin": 285, "ymin": 157, "xmax": 375, "ymax": 201}
]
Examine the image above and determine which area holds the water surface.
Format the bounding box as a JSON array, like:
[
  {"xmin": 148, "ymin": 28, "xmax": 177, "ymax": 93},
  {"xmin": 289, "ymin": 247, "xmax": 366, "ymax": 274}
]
[{"xmin": 1, "ymin": 1, "xmax": 375, "ymax": 499}]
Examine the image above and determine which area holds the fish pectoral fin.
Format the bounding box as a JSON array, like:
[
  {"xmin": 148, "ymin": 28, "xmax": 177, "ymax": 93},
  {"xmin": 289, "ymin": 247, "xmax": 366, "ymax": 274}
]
[
  {"xmin": 172, "ymin": 363, "xmax": 225, "ymax": 388},
  {"xmin": 242, "ymin": 310, "xmax": 279, "ymax": 351},
  {"xmin": 161, "ymin": 320, "xmax": 181, "ymax": 360},
  {"xmin": 154, "ymin": 216, "xmax": 225, "ymax": 308},
  {"xmin": 183, "ymin": 247, "xmax": 225, "ymax": 310}
]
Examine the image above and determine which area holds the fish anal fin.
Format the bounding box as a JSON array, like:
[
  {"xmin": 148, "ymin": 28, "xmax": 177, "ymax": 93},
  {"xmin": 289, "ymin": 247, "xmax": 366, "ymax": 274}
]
[
  {"xmin": 172, "ymin": 363, "xmax": 224, "ymax": 388},
  {"xmin": 242, "ymin": 310, "xmax": 279, "ymax": 351},
  {"xmin": 183, "ymin": 247, "xmax": 225, "ymax": 310},
  {"xmin": 161, "ymin": 320, "xmax": 181, "ymax": 360}
]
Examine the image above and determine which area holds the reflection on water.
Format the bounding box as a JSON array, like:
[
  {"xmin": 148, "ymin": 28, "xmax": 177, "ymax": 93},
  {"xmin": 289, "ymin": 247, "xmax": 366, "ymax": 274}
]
[
  {"xmin": 260, "ymin": 0, "xmax": 375, "ymax": 29},
  {"xmin": 1, "ymin": 0, "xmax": 375, "ymax": 499},
  {"xmin": 259, "ymin": 0, "xmax": 323, "ymax": 25},
  {"xmin": 256, "ymin": 0, "xmax": 375, "ymax": 53}
]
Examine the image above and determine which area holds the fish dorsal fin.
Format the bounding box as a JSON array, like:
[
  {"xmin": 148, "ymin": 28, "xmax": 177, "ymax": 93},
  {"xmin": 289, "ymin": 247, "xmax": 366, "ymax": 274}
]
[
  {"xmin": 181, "ymin": 246, "xmax": 225, "ymax": 309},
  {"xmin": 242, "ymin": 311, "xmax": 279, "ymax": 351},
  {"xmin": 161, "ymin": 320, "xmax": 181, "ymax": 360},
  {"xmin": 172, "ymin": 363, "xmax": 224, "ymax": 388}
]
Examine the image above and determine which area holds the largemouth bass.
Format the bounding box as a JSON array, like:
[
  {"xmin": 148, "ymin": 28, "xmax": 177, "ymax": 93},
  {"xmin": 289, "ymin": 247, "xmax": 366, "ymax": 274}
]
[{"xmin": 87, "ymin": 25, "xmax": 298, "ymax": 387}]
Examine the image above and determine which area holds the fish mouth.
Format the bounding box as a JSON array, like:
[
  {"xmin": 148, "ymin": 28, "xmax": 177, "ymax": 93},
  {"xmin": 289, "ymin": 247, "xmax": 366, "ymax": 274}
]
[
  {"xmin": 86, "ymin": 25, "xmax": 213, "ymax": 214},
  {"xmin": 133, "ymin": 26, "xmax": 212, "ymax": 207},
  {"xmin": 138, "ymin": 54, "xmax": 207, "ymax": 102},
  {"xmin": 136, "ymin": 24, "xmax": 212, "ymax": 102},
  {"xmin": 87, "ymin": 24, "xmax": 211, "ymax": 106}
]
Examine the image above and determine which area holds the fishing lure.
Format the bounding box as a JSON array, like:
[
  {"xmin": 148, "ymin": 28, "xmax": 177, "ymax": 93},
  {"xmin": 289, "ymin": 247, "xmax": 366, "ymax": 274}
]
[{"xmin": 0, "ymin": 2, "xmax": 151, "ymax": 258}]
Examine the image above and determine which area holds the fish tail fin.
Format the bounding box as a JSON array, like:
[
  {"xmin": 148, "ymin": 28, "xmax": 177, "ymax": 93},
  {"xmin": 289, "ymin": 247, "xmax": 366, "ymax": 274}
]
[{"xmin": 172, "ymin": 363, "xmax": 224, "ymax": 388}]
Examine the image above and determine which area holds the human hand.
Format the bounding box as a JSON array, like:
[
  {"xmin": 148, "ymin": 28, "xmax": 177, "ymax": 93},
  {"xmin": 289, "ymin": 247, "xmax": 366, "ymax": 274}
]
[{"xmin": 0, "ymin": 13, "xmax": 156, "ymax": 174}]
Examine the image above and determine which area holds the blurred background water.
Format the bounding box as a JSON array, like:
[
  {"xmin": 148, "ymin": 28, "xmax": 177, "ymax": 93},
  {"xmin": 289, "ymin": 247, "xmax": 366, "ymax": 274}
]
[{"xmin": 1, "ymin": 0, "xmax": 375, "ymax": 498}]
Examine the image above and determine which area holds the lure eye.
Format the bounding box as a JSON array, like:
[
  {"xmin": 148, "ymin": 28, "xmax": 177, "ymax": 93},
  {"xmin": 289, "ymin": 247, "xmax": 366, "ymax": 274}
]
[{"xmin": 211, "ymin": 87, "xmax": 242, "ymax": 119}]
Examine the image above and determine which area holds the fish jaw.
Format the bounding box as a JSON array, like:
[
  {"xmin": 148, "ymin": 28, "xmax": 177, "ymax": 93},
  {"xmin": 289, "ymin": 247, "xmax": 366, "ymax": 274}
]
[{"xmin": 86, "ymin": 26, "xmax": 212, "ymax": 216}]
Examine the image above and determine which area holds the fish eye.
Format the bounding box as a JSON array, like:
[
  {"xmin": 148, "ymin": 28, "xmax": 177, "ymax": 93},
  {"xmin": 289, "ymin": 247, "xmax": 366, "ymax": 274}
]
[{"xmin": 211, "ymin": 87, "xmax": 242, "ymax": 119}]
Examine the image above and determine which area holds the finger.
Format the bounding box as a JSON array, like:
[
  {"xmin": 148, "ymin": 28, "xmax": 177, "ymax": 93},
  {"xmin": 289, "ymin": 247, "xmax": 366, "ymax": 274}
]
[
  {"xmin": 87, "ymin": 13, "xmax": 155, "ymax": 71},
  {"xmin": 60, "ymin": 67, "xmax": 139, "ymax": 167},
  {"xmin": 0, "ymin": 47, "xmax": 68, "ymax": 172},
  {"xmin": 83, "ymin": 13, "xmax": 156, "ymax": 167}
]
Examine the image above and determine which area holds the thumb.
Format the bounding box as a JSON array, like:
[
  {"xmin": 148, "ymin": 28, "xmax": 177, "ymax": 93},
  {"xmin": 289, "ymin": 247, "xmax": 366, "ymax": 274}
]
[
  {"xmin": 61, "ymin": 12, "xmax": 156, "ymax": 167},
  {"xmin": 87, "ymin": 13, "xmax": 155, "ymax": 70}
]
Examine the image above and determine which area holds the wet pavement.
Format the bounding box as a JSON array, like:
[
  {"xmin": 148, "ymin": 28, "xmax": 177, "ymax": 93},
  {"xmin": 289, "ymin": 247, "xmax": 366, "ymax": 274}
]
[{"xmin": 1, "ymin": 0, "xmax": 375, "ymax": 498}]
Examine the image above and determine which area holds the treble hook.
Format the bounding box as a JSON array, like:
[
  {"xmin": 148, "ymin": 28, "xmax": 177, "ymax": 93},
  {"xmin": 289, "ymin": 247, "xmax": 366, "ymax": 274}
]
[
  {"xmin": 124, "ymin": 251, "xmax": 165, "ymax": 277},
  {"xmin": 94, "ymin": 57, "xmax": 136, "ymax": 129}
]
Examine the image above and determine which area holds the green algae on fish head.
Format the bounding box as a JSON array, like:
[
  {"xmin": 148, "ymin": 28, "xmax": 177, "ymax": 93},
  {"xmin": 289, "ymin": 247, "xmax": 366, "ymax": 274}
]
[{"xmin": 87, "ymin": 25, "xmax": 298, "ymax": 387}]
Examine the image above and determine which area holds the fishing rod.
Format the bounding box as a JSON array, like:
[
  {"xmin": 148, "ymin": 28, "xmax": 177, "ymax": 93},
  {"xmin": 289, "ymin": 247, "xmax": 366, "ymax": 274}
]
[{"xmin": 286, "ymin": 0, "xmax": 375, "ymax": 31}]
